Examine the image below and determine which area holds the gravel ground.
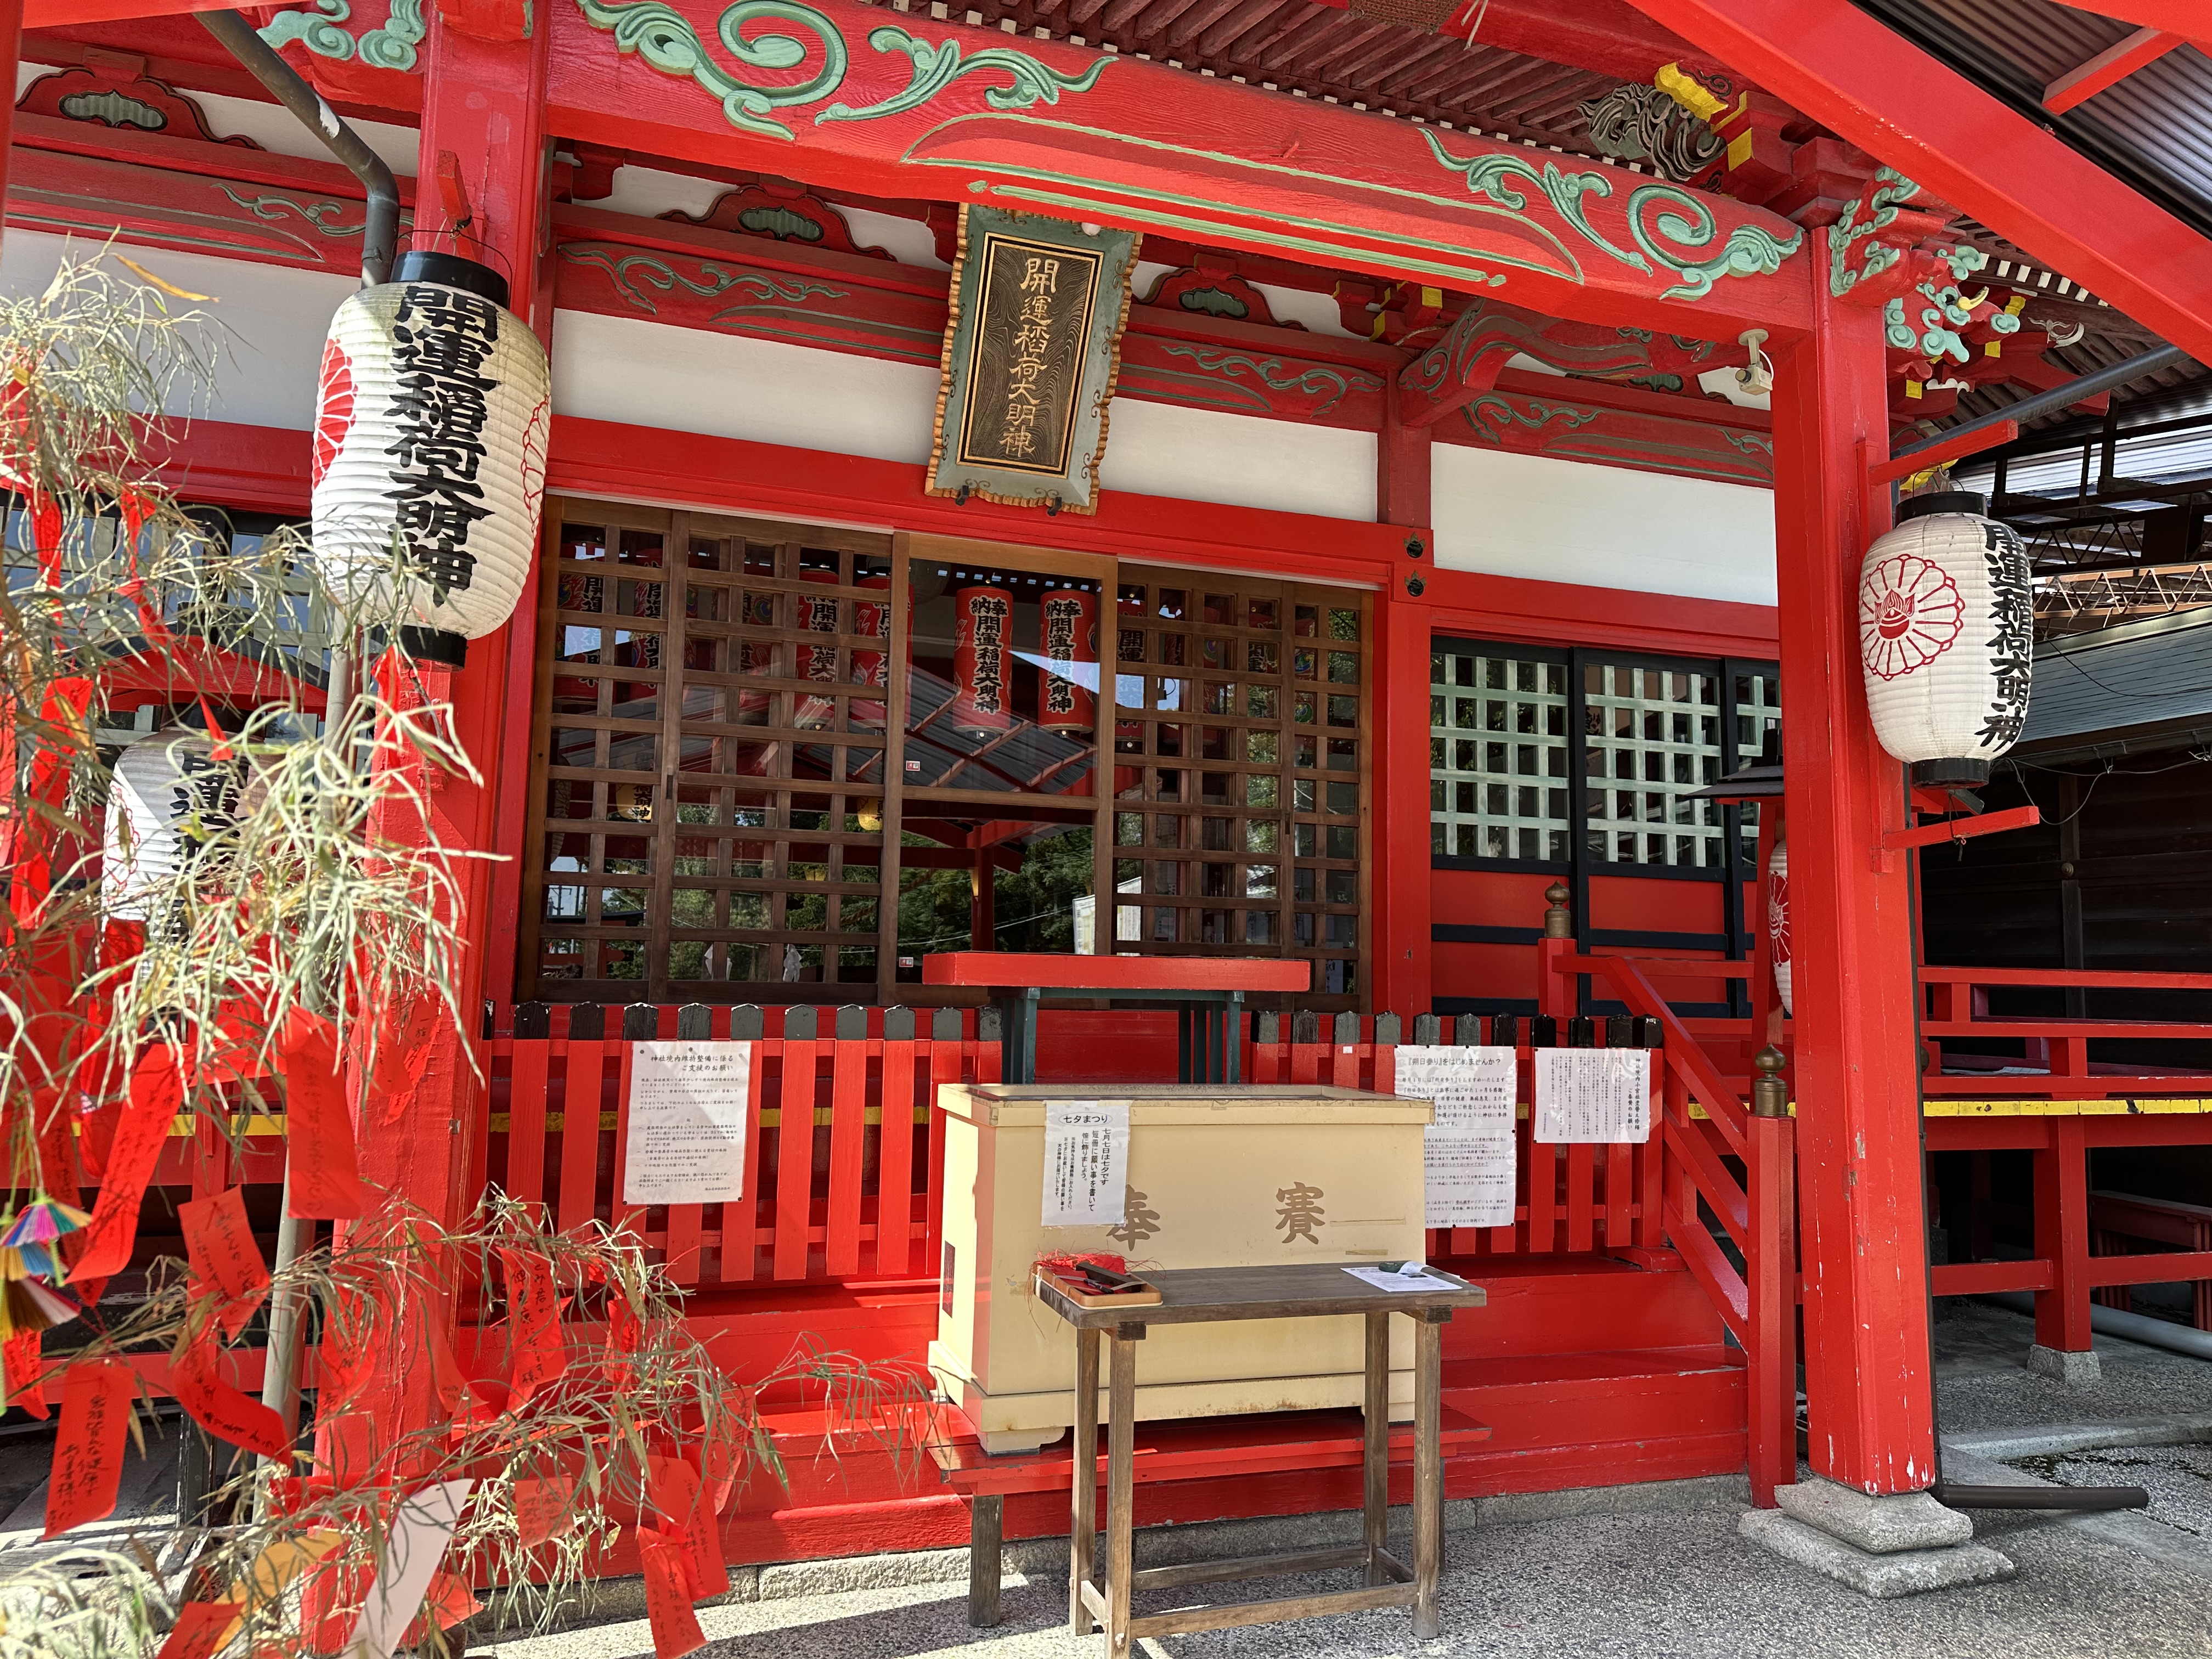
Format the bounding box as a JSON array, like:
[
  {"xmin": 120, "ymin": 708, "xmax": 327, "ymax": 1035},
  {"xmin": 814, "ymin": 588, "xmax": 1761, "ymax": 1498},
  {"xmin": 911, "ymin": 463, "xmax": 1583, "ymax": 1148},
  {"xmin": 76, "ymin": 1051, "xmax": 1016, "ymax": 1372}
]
[{"xmin": 473, "ymin": 1500, "xmax": 2212, "ymax": 1659}]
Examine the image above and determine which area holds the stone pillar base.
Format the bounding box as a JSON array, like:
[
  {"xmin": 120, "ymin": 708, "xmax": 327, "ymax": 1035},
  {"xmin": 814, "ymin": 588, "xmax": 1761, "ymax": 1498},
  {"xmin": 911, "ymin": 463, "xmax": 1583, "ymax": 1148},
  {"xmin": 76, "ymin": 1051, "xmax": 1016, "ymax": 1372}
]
[
  {"xmin": 1741, "ymin": 1475, "xmax": 2015, "ymax": 1598},
  {"xmin": 2026, "ymin": 1343, "xmax": 2102, "ymax": 1386}
]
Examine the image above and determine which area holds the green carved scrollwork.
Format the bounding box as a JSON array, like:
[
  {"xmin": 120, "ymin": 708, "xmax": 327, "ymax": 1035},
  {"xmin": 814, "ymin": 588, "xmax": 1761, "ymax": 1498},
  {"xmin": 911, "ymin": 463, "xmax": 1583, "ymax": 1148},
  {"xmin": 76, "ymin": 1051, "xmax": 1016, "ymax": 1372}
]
[
  {"xmin": 818, "ymin": 25, "xmax": 1108, "ymax": 122},
  {"xmin": 258, "ymin": 0, "xmax": 356, "ymax": 58},
  {"xmin": 218, "ymin": 185, "xmax": 377, "ymax": 237},
  {"xmin": 1622, "ymin": 183, "xmax": 1802, "ymax": 300},
  {"xmin": 1153, "ymin": 343, "xmax": 1380, "ymax": 417},
  {"xmin": 257, "ymin": 0, "xmax": 426, "ymax": 69},
  {"xmin": 1423, "ymin": 131, "xmax": 1802, "ymax": 300},
  {"xmin": 559, "ymin": 244, "xmax": 848, "ymax": 315},
  {"xmin": 577, "ymin": 0, "xmax": 848, "ymax": 138},
  {"xmin": 572, "ymin": 0, "xmax": 1108, "ymax": 137},
  {"xmin": 1830, "ymin": 166, "xmax": 1922, "ymax": 300},
  {"xmin": 1460, "ymin": 394, "xmax": 1601, "ymax": 441},
  {"xmin": 1887, "ymin": 245, "xmax": 2012, "ymax": 363}
]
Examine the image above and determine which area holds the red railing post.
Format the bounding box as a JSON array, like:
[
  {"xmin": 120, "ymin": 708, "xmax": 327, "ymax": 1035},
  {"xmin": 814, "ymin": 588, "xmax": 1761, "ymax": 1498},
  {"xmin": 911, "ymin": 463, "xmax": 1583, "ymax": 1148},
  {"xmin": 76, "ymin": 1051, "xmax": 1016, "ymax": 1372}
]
[{"xmin": 2032, "ymin": 1116, "xmax": 2095, "ymax": 1360}]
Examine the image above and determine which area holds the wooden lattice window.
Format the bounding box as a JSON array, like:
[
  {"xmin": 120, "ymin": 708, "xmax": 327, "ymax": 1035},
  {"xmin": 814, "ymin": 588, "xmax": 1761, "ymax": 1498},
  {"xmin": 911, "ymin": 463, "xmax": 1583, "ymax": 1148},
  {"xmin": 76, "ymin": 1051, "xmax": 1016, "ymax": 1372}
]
[
  {"xmin": 522, "ymin": 500, "xmax": 893, "ymax": 1003},
  {"xmin": 520, "ymin": 507, "xmax": 1372, "ymax": 1009},
  {"xmin": 1108, "ymin": 570, "xmax": 1369, "ymax": 1008}
]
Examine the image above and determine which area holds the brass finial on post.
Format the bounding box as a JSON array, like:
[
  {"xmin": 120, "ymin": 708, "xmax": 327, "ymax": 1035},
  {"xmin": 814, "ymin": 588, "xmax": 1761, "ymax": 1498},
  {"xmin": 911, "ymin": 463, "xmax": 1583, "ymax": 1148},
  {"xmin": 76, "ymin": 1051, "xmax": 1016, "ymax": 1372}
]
[
  {"xmin": 1543, "ymin": 881, "xmax": 1572, "ymax": 939},
  {"xmin": 1752, "ymin": 1045, "xmax": 1789, "ymax": 1118}
]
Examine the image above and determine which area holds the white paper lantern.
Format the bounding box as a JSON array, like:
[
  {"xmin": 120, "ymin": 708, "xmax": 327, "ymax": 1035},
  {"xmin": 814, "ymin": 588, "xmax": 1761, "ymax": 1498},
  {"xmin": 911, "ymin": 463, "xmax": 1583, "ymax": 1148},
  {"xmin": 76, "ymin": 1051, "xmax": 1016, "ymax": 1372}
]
[
  {"xmin": 1766, "ymin": 834, "xmax": 1791, "ymax": 1018},
  {"xmin": 1858, "ymin": 491, "xmax": 2033, "ymax": 786},
  {"xmin": 103, "ymin": 726, "xmax": 247, "ymax": 924},
  {"xmin": 311, "ymin": 251, "xmax": 550, "ymax": 662}
]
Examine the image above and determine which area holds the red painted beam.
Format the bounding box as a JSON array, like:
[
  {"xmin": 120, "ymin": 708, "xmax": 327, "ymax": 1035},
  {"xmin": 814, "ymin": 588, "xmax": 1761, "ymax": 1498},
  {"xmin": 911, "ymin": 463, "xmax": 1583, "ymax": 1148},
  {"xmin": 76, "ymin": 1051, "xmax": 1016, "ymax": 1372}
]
[
  {"xmin": 1615, "ymin": 0, "xmax": 2212, "ymax": 369},
  {"xmin": 922, "ymin": 951, "xmax": 1310, "ymax": 991},
  {"xmin": 545, "ymin": 0, "xmax": 1814, "ymax": 340},
  {"xmin": 24, "ymin": 0, "xmax": 229, "ymax": 26},
  {"xmin": 1929, "ymin": 1260, "xmax": 2056, "ymax": 1296},
  {"xmin": 2042, "ymin": 26, "xmax": 2187, "ymax": 116},
  {"xmin": 1440, "ymin": 0, "xmax": 1723, "ymax": 83}
]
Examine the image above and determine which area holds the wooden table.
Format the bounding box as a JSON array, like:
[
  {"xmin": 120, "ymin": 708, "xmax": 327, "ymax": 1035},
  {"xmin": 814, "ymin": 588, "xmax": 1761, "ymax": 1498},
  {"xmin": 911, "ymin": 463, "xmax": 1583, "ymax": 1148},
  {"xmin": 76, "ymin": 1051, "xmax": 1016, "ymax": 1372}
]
[
  {"xmin": 922, "ymin": 951, "xmax": 1311, "ymax": 1084},
  {"xmin": 1034, "ymin": 1262, "xmax": 1486, "ymax": 1650}
]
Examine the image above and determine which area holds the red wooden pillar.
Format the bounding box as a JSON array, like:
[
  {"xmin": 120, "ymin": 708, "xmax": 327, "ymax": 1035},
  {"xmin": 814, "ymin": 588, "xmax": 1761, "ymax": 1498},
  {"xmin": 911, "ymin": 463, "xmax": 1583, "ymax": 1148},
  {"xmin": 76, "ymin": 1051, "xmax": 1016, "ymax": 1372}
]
[
  {"xmin": 1768, "ymin": 237, "xmax": 1937, "ymax": 1496},
  {"xmin": 1373, "ymin": 571, "xmax": 1434, "ymax": 1017},
  {"xmin": 330, "ymin": 5, "xmax": 552, "ymax": 1482},
  {"xmin": 2032, "ymin": 1117, "xmax": 2094, "ymax": 1353},
  {"xmin": 1372, "ymin": 383, "xmax": 1434, "ymax": 1017}
]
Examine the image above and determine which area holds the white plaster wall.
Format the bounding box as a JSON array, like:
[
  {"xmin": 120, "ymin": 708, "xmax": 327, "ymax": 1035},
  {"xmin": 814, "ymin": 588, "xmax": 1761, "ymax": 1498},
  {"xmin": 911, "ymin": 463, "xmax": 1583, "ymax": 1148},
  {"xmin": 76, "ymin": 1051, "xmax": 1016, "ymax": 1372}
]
[
  {"xmin": 1432, "ymin": 443, "xmax": 1776, "ymax": 606},
  {"xmin": 1101, "ymin": 399, "xmax": 1375, "ymax": 522},
  {"xmin": 552, "ymin": 308, "xmax": 941, "ymax": 464},
  {"xmin": 0, "ymin": 228, "xmax": 356, "ymax": 428},
  {"xmin": 554, "ymin": 313, "xmax": 1380, "ymax": 521}
]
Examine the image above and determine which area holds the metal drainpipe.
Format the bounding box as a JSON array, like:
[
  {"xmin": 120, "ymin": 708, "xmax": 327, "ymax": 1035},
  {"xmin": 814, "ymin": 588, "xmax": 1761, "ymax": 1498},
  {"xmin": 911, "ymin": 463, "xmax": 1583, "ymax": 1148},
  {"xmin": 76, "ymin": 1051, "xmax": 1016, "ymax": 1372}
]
[{"xmin": 196, "ymin": 10, "xmax": 399, "ymax": 287}]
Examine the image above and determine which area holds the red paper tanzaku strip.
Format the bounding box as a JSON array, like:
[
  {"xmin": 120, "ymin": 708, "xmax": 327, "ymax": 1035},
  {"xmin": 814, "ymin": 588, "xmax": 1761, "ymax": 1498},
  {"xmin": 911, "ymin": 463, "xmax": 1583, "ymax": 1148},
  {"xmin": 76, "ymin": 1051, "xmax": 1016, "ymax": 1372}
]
[
  {"xmin": 637, "ymin": 1527, "xmax": 707, "ymax": 1659},
  {"xmin": 274, "ymin": 1010, "xmax": 369, "ymax": 1219},
  {"xmin": 155, "ymin": 1602, "xmax": 241, "ymax": 1659},
  {"xmin": 4, "ymin": 1332, "xmax": 50, "ymax": 1420},
  {"xmin": 43, "ymin": 1358, "xmax": 137, "ymax": 1538},
  {"xmin": 180, "ymin": 1186, "xmax": 272, "ymax": 1342},
  {"xmin": 69, "ymin": 1045, "xmax": 183, "ymax": 1287},
  {"xmin": 646, "ymin": 1453, "xmax": 729, "ymax": 1600},
  {"xmin": 169, "ymin": 1304, "xmax": 291, "ymax": 1459},
  {"xmin": 515, "ymin": 1475, "xmax": 576, "ymax": 1548},
  {"xmin": 498, "ymin": 1250, "xmax": 567, "ymax": 1406}
]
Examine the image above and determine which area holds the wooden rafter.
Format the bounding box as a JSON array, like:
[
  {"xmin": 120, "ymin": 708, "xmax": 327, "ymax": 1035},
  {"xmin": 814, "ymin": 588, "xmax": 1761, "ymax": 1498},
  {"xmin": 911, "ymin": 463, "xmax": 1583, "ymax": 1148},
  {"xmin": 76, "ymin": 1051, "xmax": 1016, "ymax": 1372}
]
[{"xmin": 2042, "ymin": 26, "xmax": 2187, "ymax": 115}]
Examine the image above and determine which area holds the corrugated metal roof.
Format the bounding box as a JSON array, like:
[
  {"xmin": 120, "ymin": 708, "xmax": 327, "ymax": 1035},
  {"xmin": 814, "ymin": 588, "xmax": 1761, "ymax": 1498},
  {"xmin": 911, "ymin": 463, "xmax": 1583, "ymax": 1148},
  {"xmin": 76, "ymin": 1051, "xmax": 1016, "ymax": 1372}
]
[{"xmin": 2022, "ymin": 607, "xmax": 2212, "ymax": 757}]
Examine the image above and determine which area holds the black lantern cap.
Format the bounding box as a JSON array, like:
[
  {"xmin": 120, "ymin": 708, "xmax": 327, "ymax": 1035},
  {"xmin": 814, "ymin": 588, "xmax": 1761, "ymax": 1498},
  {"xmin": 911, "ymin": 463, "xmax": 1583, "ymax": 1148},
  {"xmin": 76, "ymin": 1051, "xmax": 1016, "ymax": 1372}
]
[
  {"xmin": 392, "ymin": 249, "xmax": 510, "ymax": 311},
  {"xmin": 398, "ymin": 625, "xmax": 469, "ymax": 667},
  {"xmin": 1897, "ymin": 489, "xmax": 1990, "ymax": 523},
  {"xmin": 1689, "ymin": 724, "xmax": 1785, "ymax": 804}
]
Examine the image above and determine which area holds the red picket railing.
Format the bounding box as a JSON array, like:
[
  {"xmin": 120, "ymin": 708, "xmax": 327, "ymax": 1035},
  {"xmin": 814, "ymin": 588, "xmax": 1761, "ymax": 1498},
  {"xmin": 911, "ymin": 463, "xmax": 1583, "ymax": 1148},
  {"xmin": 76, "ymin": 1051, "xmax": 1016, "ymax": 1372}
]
[{"xmin": 483, "ymin": 1004, "xmax": 998, "ymax": 1286}]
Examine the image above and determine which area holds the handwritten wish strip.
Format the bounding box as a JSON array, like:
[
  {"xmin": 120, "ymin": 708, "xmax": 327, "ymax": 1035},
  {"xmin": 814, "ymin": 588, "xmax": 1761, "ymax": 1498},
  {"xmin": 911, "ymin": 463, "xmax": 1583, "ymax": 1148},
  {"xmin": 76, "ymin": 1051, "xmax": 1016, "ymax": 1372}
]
[
  {"xmin": 1042, "ymin": 1098, "xmax": 1128, "ymax": 1228},
  {"xmin": 43, "ymin": 1358, "xmax": 136, "ymax": 1538},
  {"xmin": 1533, "ymin": 1047, "xmax": 1653, "ymax": 1144},
  {"xmin": 623, "ymin": 1042, "xmax": 753, "ymax": 1206},
  {"xmin": 1393, "ymin": 1046, "xmax": 1518, "ymax": 1229}
]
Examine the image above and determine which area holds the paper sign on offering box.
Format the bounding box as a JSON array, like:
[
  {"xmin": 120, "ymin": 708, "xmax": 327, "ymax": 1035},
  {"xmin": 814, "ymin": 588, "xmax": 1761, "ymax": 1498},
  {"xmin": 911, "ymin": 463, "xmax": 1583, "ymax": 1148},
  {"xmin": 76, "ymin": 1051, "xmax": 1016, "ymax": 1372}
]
[
  {"xmin": 1392, "ymin": 1046, "xmax": 1519, "ymax": 1228},
  {"xmin": 927, "ymin": 205, "xmax": 1141, "ymax": 515},
  {"xmin": 623, "ymin": 1042, "xmax": 752, "ymax": 1206},
  {"xmin": 1041, "ymin": 1098, "xmax": 1128, "ymax": 1227},
  {"xmin": 1533, "ymin": 1047, "xmax": 1652, "ymax": 1144}
]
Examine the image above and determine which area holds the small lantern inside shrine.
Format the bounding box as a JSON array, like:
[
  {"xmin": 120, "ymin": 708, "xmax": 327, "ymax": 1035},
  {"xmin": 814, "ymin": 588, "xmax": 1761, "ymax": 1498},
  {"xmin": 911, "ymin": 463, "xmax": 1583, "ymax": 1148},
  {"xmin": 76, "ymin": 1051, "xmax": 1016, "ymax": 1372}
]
[
  {"xmin": 952, "ymin": 585, "xmax": 1015, "ymax": 737},
  {"xmin": 1858, "ymin": 490, "xmax": 2033, "ymax": 786},
  {"xmin": 311, "ymin": 250, "xmax": 551, "ymax": 665},
  {"xmin": 1037, "ymin": 588, "xmax": 1098, "ymax": 733}
]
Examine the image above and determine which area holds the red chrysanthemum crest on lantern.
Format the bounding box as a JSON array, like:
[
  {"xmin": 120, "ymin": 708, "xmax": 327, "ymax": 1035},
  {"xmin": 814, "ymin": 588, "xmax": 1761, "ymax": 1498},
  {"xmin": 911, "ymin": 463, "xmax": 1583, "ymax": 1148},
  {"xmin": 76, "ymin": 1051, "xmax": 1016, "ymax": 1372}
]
[
  {"xmin": 1860, "ymin": 552, "xmax": 1965, "ymax": 682},
  {"xmin": 311, "ymin": 335, "xmax": 354, "ymax": 490}
]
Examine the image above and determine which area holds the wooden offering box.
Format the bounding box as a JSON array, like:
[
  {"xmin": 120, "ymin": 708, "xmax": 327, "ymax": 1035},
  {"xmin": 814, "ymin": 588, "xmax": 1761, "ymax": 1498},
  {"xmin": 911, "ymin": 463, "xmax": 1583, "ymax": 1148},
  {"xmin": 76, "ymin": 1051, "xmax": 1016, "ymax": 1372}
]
[{"xmin": 931, "ymin": 1083, "xmax": 1431, "ymax": 1452}]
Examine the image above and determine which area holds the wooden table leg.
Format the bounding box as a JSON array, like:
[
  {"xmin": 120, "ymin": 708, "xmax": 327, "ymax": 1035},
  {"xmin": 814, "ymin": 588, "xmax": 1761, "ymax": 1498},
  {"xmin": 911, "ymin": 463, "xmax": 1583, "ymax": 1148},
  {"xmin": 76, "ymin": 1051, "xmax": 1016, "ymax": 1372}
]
[
  {"xmin": 1362, "ymin": 1309, "xmax": 1388, "ymax": 1585},
  {"xmin": 1413, "ymin": 1311, "xmax": 1444, "ymax": 1639},
  {"xmin": 968, "ymin": 1494, "xmax": 1003, "ymax": 1628},
  {"xmin": 1069, "ymin": 1326, "xmax": 1099, "ymax": 1633},
  {"xmin": 1106, "ymin": 1323, "xmax": 1142, "ymax": 1655}
]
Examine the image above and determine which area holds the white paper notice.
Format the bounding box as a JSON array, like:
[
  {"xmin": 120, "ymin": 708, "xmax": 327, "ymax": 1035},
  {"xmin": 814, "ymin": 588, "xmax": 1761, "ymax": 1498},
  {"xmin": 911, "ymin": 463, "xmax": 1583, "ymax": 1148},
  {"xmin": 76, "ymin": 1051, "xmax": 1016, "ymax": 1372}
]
[
  {"xmin": 1533, "ymin": 1047, "xmax": 1652, "ymax": 1144},
  {"xmin": 1342, "ymin": 1263, "xmax": 1466, "ymax": 1293},
  {"xmin": 345, "ymin": 1478, "xmax": 474, "ymax": 1659},
  {"xmin": 622, "ymin": 1040, "xmax": 752, "ymax": 1204},
  {"xmin": 1393, "ymin": 1045, "xmax": 1518, "ymax": 1228},
  {"xmin": 1042, "ymin": 1098, "xmax": 1129, "ymax": 1227}
]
